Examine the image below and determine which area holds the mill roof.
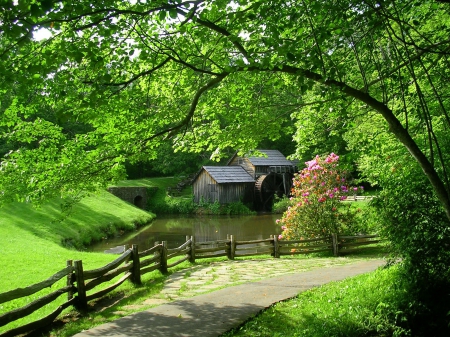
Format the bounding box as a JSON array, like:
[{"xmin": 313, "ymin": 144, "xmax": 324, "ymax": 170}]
[
  {"xmin": 247, "ymin": 150, "xmax": 293, "ymax": 166},
  {"xmin": 201, "ymin": 166, "xmax": 255, "ymax": 183}
]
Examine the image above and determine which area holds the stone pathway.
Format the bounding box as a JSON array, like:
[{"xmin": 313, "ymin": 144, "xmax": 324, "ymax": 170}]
[
  {"xmin": 74, "ymin": 258, "xmax": 386, "ymax": 337},
  {"xmin": 125, "ymin": 256, "xmax": 375, "ymax": 310}
]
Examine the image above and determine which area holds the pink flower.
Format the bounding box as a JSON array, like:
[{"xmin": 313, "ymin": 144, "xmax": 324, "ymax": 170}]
[
  {"xmin": 276, "ymin": 219, "xmax": 280, "ymax": 223},
  {"xmin": 278, "ymin": 235, "xmax": 283, "ymax": 240},
  {"xmin": 353, "ymin": 187, "xmax": 358, "ymax": 191},
  {"xmin": 318, "ymin": 197, "xmax": 326, "ymax": 203},
  {"xmin": 305, "ymin": 159, "xmax": 318, "ymax": 169},
  {"xmin": 325, "ymin": 153, "xmax": 339, "ymax": 163},
  {"xmin": 340, "ymin": 196, "xmax": 347, "ymax": 201},
  {"xmin": 281, "ymin": 225, "xmax": 287, "ymax": 230}
]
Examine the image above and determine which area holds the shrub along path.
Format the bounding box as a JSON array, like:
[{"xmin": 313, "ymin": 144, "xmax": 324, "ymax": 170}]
[{"xmin": 73, "ymin": 258, "xmax": 385, "ymax": 337}]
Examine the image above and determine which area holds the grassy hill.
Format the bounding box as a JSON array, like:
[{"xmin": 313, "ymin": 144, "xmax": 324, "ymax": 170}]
[{"xmin": 0, "ymin": 190, "xmax": 155, "ymax": 292}]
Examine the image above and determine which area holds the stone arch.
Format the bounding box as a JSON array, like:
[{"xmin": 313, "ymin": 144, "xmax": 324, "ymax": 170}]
[
  {"xmin": 133, "ymin": 195, "xmax": 144, "ymax": 209},
  {"xmin": 107, "ymin": 187, "xmax": 149, "ymax": 210}
]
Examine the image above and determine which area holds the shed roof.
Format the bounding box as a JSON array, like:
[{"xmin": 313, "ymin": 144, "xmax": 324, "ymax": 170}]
[
  {"xmin": 202, "ymin": 166, "xmax": 255, "ymax": 183},
  {"xmin": 247, "ymin": 150, "xmax": 293, "ymax": 166}
]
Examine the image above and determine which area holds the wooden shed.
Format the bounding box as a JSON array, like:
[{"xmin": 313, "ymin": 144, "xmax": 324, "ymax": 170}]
[{"xmin": 192, "ymin": 166, "xmax": 255, "ymax": 204}]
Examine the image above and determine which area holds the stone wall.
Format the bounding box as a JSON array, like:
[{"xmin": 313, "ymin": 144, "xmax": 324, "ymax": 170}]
[{"xmin": 107, "ymin": 187, "xmax": 156, "ymax": 210}]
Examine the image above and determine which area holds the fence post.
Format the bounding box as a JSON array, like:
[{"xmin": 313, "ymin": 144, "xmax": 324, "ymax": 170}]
[
  {"xmin": 332, "ymin": 234, "xmax": 339, "ymax": 256},
  {"xmin": 160, "ymin": 241, "xmax": 168, "ymax": 274},
  {"xmin": 189, "ymin": 235, "xmax": 196, "ymax": 263},
  {"xmin": 73, "ymin": 260, "xmax": 87, "ymax": 310},
  {"xmin": 154, "ymin": 241, "xmax": 161, "ymax": 269},
  {"xmin": 273, "ymin": 234, "xmax": 280, "ymax": 258},
  {"xmin": 66, "ymin": 260, "xmax": 74, "ymax": 301},
  {"xmin": 230, "ymin": 235, "xmax": 236, "ymax": 260},
  {"xmin": 131, "ymin": 244, "xmax": 141, "ymax": 285}
]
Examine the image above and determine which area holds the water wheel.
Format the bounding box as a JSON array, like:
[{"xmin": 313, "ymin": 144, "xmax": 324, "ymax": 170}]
[{"xmin": 254, "ymin": 173, "xmax": 286, "ymax": 211}]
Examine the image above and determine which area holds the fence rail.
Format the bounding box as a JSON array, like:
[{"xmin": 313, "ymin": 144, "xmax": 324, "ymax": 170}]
[{"xmin": 0, "ymin": 233, "xmax": 381, "ymax": 337}]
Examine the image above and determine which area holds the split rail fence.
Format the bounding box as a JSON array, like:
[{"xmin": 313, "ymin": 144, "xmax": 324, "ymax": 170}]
[{"xmin": 0, "ymin": 234, "xmax": 380, "ymax": 337}]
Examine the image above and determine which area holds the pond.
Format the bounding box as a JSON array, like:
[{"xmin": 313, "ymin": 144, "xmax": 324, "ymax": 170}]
[{"xmin": 89, "ymin": 213, "xmax": 283, "ymax": 253}]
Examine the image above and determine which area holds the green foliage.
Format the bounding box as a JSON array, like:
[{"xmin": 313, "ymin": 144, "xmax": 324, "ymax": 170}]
[
  {"xmin": 2, "ymin": 0, "xmax": 449, "ymax": 224},
  {"xmin": 279, "ymin": 154, "xmax": 362, "ymax": 240},
  {"xmin": 272, "ymin": 195, "xmax": 291, "ymax": 214},
  {"xmin": 350, "ymin": 119, "xmax": 450, "ymax": 334},
  {"xmin": 371, "ymin": 176, "xmax": 450, "ymax": 335},
  {"xmin": 125, "ymin": 142, "xmax": 210, "ymax": 178},
  {"xmin": 349, "ymin": 201, "xmax": 379, "ymax": 235},
  {"xmin": 224, "ymin": 201, "xmax": 255, "ymax": 215},
  {"xmin": 196, "ymin": 199, "xmax": 255, "ymax": 215},
  {"xmin": 151, "ymin": 196, "xmax": 196, "ymax": 214},
  {"xmin": 207, "ymin": 200, "xmax": 222, "ymax": 214}
]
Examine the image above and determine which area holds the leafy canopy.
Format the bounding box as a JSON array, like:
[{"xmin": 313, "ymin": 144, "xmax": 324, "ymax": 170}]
[{"xmin": 1, "ymin": 0, "xmax": 450, "ymax": 220}]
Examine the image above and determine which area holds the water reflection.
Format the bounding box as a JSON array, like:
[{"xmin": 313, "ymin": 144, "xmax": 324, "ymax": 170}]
[{"xmin": 89, "ymin": 214, "xmax": 282, "ymax": 252}]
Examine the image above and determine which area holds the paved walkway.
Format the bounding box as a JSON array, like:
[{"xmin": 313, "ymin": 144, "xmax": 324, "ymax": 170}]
[{"xmin": 73, "ymin": 258, "xmax": 385, "ymax": 337}]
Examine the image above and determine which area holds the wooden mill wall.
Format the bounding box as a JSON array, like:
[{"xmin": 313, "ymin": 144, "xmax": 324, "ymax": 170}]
[
  {"xmin": 216, "ymin": 182, "xmax": 254, "ymax": 204},
  {"xmin": 193, "ymin": 170, "xmax": 217, "ymax": 203},
  {"xmin": 193, "ymin": 170, "xmax": 253, "ymax": 204}
]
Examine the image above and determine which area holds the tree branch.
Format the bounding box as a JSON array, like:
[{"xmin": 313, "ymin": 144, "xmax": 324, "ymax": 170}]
[
  {"xmin": 140, "ymin": 73, "xmax": 228, "ymax": 144},
  {"xmin": 83, "ymin": 57, "xmax": 171, "ymax": 88},
  {"xmin": 267, "ymin": 64, "xmax": 450, "ymax": 220},
  {"xmin": 194, "ymin": 17, "xmax": 250, "ymax": 61},
  {"xmin": 21, "ymin": 1, "xmax": 205, "ymax": 31}
]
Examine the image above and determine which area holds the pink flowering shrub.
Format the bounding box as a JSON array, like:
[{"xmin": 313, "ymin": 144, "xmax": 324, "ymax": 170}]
[{"xmin": 278, "ymin": 153, "xmax": 363, "ymax": 240}]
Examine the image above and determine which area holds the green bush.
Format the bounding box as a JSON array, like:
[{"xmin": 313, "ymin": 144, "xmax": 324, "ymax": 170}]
[
  {"xmin": 151, "ymin": 196, "xmax": 196, "ymax": 214},
  {"xmin": 224, "ymin": 201, "xmax": 256, "ymax": 215},
  {"xmin": 272, "ymin": 195, "xmax": 291, "ymax": 214},
  {"xmin": 372, "ymin": 172, "xmax": 450, "ymax": 336},
  {"xmin": 208, "ymin": 200, "xmax": 222, "ymax": 214}
]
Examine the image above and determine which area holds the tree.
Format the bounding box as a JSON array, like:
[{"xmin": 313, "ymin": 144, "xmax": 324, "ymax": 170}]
[{"xmin": 1, "ymin": 0, "xmax": 449, "ymax": 221}]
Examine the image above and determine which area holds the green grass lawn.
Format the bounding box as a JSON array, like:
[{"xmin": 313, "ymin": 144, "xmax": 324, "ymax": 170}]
[{"xmin": 0, "ymin": 190, "xmax": 155, "ymax": 333}]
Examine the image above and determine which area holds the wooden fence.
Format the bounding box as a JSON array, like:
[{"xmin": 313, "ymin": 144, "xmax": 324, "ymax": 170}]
[
  {"xmin": 0, "ymin": 234, "xmax": 380, "ymax": 337},
  {"xmin": 344, "ymin": 195, "xmax": 375, "ymax": 201}
]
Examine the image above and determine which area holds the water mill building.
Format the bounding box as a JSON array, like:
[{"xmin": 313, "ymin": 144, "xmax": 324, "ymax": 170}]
[{"xmin": 192, "ymin": 150, "xmax": 298, "ymax": 211}]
